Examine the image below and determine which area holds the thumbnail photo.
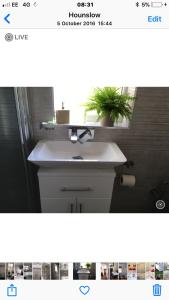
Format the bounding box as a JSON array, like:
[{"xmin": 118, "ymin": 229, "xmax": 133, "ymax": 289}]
[
  {"xmin": 145, "ymin": 263, "xmax": 155, "ymax": 280},
  {"xmin": 14, "ymin": 263, "xmax": 24, "ymax": 280},
  {"xmin": 24, "ymin": 263, "xmax": 32, "ymax": 280},
  {"xmin": 0, "ymin": 263, "xmax": 6, "ymax": 280},
  {"xmin": 163, "ymin": 263, "xmax": 169, "ymax": 280},
  {"xmin": 137, "ymin": 263, "xmax": 145, "ymax": 280},
  {"xmin": 73, "ymin": 263, "xmax": 96, "ymax": 280},
  {"xmin": 127, "ymin": 263, "xmax": 137, "ymax": 280},
  {"xmin": 0, "ymin": 86, "xmax": 169, "ymax": 213},
  {"xmin": 101, "ymin": 263, "xmax": 120, "ymax": 280},
  {"xmin": 6, "ymin": 263, "xmax": 14, "ymax": 280},
  {"xmin": 155, "ymin": 263, "xmax": 164, "ymax": 280}
]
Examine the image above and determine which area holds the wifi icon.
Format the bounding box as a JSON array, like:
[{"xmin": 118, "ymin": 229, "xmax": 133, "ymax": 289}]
[{"xmin": 2, "ymin": 2, "xmax": 11, "ymax": 7}]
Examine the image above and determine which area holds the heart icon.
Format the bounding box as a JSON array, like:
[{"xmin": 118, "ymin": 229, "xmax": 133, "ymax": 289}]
[{"xmin": 79, "ymin": 285, "xmax": 90, "ymax": 295}]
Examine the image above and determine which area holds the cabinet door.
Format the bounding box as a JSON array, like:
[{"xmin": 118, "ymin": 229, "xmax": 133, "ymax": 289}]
[
  {"xmin": 77, "ymin": 197, "xmax": 111, "ymax": 213},
  {"xmin": 41, "ymin": 197, "xmax": 76, "ymax": 213}
]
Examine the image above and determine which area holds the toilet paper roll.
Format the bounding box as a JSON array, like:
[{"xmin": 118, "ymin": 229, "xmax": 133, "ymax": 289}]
[{"xmin": 120, "ymin": 174, "xmax": 136, "ymax": 187}]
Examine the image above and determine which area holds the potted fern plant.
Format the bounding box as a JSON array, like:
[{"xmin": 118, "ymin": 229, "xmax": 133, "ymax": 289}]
[{"xmin": 84, "ymin": 87, "xmax": 135, "ymax": 127}]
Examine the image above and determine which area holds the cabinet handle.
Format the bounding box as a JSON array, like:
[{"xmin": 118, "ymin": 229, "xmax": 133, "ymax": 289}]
[
  {"xmin": 61, "ymin": 187, "xmax": 92, "ymax": 192},
  {"xmin": 70, "ymin": 203, "xmax": 74, "ymax": 213},
  {"xmin": 79, "ymin": 203, "xmax": 82, "ymax": 213}
]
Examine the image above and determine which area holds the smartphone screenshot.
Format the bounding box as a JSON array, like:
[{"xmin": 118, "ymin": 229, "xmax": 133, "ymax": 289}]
[{"xmin": 0, "ymin": 0, "xmax": 169, "ymax": 299}]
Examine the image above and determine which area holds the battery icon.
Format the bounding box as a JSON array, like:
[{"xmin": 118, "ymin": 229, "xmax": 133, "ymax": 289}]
[{"xmin": 151, "ymin": 2, "xmax": 163, "ymax": 7}]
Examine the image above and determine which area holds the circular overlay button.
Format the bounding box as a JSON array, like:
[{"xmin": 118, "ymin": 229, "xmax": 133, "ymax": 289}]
[
  {"xmin": 156, "ymin": 199, "xmax": 165, "ymax": 210},
  {"xmin": 5, "ymin": 33, "xmax": 14, "ymax": 42}
]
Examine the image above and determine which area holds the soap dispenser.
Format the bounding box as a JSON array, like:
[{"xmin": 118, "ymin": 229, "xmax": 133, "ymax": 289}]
[{"xmin": 56, "ymin": 102, "xmax": 70, "ymax": 124}]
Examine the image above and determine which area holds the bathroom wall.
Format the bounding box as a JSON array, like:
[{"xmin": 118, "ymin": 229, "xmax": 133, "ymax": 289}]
[
  {"xmin": 27, "ymin": 87, "xmax": 169, "ymax": 212},
  {"xmin": 27, "ymin": 87, "xmax": 56, "ymax": 141},
  {"xmin": 0, "ymin": 88, "xmax": 30, "ymax": 212},
  {"xmin": 111, "ymin": 87, "xmax": 169, "ymax": 212}
]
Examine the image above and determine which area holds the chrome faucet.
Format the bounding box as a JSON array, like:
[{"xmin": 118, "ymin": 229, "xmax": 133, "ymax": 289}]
[
  {"xmin": 69, "ymin": 127, "xmax": 94, "ymax": 144},
  {"xmin": 78, "ymin": 128, "xmax": 92, "ymax": 144},
  {"xmin": 70, "ymin": 127, "xmax": 78, "ymax": 144}
]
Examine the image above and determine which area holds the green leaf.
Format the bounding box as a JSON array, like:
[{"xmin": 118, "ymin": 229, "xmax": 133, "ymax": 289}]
[{"xmin": 83, "ymin": 87, "xmax": 136, "ymax": 122}]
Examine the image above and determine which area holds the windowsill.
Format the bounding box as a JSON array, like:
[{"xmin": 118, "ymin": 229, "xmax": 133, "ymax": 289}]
[{"xmin": 40, "ymin": 121, "xmax": 130, "ymax": 130}]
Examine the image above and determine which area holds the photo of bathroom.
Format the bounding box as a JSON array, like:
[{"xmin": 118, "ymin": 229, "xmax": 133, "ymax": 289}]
[
  {"xmin": 1, "ymin": 86, "xmax": 169, "ymax": 213},
  {"xmin": 110, "ymin": 263, "xmax": 119, "ymax": 280},
  {"xmin": 24, "ymin": 263, "xmax": 32, "ymax": 280},
  {"xmin": 51, "ymin": 263, "xmax": 60, "ymax": 280},
  {"xmin": 137, "ymin": 263, "xmax": 145, "ymax": 280},
  {"xmin": 42, "ymin": 263, "xmax": 51, "ymax": 280},
  {"xmin": 163, "ymin": 263, "xmax": 169, "ymax": 280},
  {"xmin": 0, "ymin": 263, "xmax": 6, "ymax": 280},
  {"xmin": 60, "ymin": 263, "xmax": 69, "ymax": 280},
  {"xmin": 101, "ymin": 263, "xmax": 109, "ymax": 280},
  {"xmin": 127, "ymin": 263, "xmax": 137, "ymax": 280},
  {"xmin": 73, "ymin": 263, "xmax": 96, "ymax": 280},
  {"xmin": 119, "ymin": 263, "xmax": 127, "ymax": 280},
  {"xmin": 155, "ymin": 263, "xmax": 164, "ymax": 280},
  {"xmin": 6, "ymin": 263, "xmax": 14, "ymax": 280},
  {"xmin": 145, "ymin": 263, "xmax": 155, "ymax": 280},
  {"xmin": 32, "ymin": 263, "xmax": 42, "ymax": 280},
  {"xmin": 14, "ymin": 263, "xmax": 24, "ymax": 279},
  {"xmin": 101, "ymin": 263, "xmax": 119, "ymax": 280}
]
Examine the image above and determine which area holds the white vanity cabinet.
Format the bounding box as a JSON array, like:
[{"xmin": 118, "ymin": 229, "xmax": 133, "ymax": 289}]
[{"xmin": 38, "ymin": 168, "xmax": 116, "ymax": 213}]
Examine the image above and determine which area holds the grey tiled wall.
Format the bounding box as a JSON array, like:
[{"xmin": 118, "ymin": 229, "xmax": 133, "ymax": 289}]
[
  {"xmin": 27, "ymin": 87, "xmax": 56, "ymax": 141},
  {"xmin": 0, "ymin": 88, "xmax": 29, "ymax": 212},
  {"xmin": 111, "ymin": 87, "xmax": 169, "ymax": 212},
  {"xmin": 27, "ymin": 87, "xmax": 169, "ymax": 212}
]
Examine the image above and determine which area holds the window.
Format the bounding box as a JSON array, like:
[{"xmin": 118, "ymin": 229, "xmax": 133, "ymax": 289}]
[{"xmin": 54, "ymin": 86, "xmax": 136, "ymax": 127}]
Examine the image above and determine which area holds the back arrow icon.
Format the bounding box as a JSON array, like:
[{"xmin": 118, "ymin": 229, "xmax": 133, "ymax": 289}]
[{"xmin": 4, "ymin": 13, "xmax": 10, "ymax": 24}]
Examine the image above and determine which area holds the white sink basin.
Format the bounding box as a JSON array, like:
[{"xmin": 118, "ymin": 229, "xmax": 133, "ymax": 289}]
[{"xmin": 28, "ymin": 140, "xmax": 127, "ymax": 167}]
